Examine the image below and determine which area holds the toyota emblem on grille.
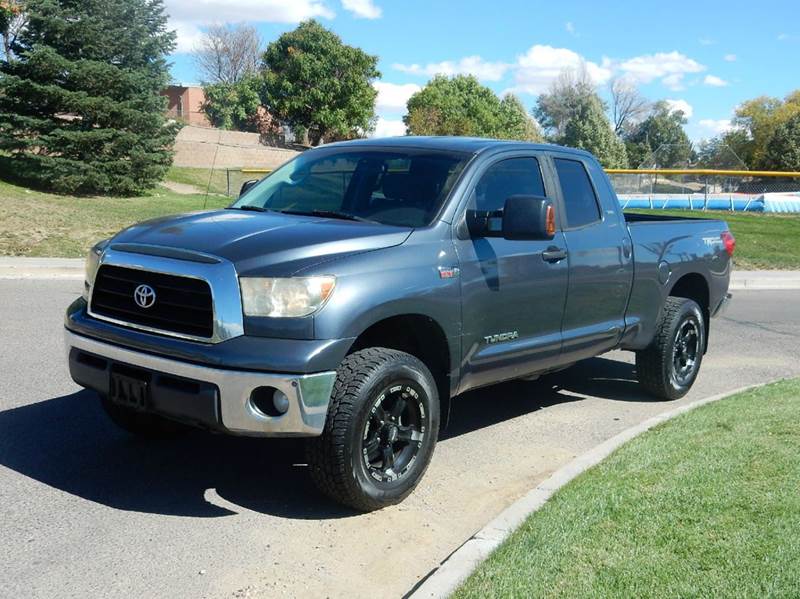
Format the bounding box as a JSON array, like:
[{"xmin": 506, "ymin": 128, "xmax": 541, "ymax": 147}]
[{"xmin": 133, "ymin": 284, "xmax": 156, "ymax": 309}]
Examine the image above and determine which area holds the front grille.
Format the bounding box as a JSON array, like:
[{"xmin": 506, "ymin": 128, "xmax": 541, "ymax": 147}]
[{"xmin": 90, "ymin": 265, "xmax": 214, "ymax": 339}]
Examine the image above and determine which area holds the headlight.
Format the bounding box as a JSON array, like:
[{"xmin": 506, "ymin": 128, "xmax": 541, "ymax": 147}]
[
  {"xmin": 83, "ymin": 239, "xmax": 109, "ymax": 300},
  {"xmin": 240, "ymin": 276, "xmax": 336, "ymax": 318}
]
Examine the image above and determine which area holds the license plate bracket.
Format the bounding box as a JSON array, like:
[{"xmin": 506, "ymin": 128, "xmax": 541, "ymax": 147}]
[{"xmin": 109, "ymin": 368, "xmax": 150, "ymax": 410}]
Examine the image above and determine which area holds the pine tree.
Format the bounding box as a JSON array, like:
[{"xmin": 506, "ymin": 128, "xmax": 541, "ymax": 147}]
[{"xmin": 0, "ymin": 0, "xmax": 178, "ymax": 195}]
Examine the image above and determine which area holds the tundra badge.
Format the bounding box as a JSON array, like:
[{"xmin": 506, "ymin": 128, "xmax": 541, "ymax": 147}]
[{"xmin": 484, "ymin": 331, "xmax": 519, "ymax": 344}]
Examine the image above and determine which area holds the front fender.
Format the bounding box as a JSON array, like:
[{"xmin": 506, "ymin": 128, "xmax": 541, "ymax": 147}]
[{"xmin": 311, "ymin": 233, "xmax": 462, "ymax": 342}]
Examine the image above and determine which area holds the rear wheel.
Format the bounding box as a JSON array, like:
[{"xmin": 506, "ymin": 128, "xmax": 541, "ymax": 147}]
[
  {"xmin": 100, "ymin": 395, "xmax": 188, "ymax": 439},
  {"xmin": 306, "ymin": 348, "xmax": 440, "ymax": 511},
  {"xmin": 636, "ymin": 297, "xmax": 705, "ymax": 400}
]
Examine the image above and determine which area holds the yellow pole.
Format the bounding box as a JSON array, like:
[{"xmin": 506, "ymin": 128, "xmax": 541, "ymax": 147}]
[{"xmin": 604, "ymin": 168, "xmax": 800, "ymax": 178}]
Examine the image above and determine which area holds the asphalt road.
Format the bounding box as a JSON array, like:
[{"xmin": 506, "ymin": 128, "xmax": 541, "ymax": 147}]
[{"xmin": 1, "ymin": 280, "xmax": 799, "ymax": 599}]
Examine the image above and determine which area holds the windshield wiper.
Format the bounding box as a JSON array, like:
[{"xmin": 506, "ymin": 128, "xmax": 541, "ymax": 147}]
[
  {"xmin": 279, "ymin": 209, "xmax": 377, "ymax": 223},
  {"xmin": 227, "ymin": 205, "xmax": 270, "ymax": 212}
]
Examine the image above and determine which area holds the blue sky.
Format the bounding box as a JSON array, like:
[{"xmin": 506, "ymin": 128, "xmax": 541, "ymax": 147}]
[{"xmin": 165, "ymin": 0, "xmax": 800, "ymax": 141}]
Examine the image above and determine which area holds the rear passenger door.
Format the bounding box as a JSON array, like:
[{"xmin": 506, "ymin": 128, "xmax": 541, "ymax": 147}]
[{"xmin": 551, "ymin": 154, "xmax": 634, "ymax": 362}]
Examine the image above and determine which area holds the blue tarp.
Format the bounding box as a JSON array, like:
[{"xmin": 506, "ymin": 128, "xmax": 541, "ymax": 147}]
[{"xmin": 617, "ymin": 193, "xmax": 800, "ymax": 213}]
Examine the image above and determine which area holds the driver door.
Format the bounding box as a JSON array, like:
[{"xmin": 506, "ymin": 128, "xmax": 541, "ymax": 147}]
[{"xmin": 454, "ymin": 154, "xmax": 569, "ymax": 393}]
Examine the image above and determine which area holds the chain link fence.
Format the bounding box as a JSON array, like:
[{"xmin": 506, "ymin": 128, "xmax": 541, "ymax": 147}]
[
  {"xmin": 607, "ymin": 172, "xmax": 800, "ymax": 196},
  {"xmin": 608, "ymin": 170, "xmax": 800, "ymax": 212}
]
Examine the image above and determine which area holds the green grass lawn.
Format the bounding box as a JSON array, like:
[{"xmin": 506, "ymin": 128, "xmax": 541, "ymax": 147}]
[
  {"xmin": 627, "ymin": 209, "xmax": 800, "ymax": 270},
  {"xmin": 455, "ymin": 379, "xmax": 800, "ymax": 599},
  {"xmin": 165, "ymin": 166, "xmax": 231, "ymax": 196},
  {"xmin": 0, "ymin": 176, "xmax": 229, "ymax": 257}
]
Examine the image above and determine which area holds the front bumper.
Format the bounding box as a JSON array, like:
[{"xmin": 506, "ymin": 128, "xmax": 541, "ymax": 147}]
[{"xmin": 66, "ymin": 329, "xmax": 336, "ymax": 437}]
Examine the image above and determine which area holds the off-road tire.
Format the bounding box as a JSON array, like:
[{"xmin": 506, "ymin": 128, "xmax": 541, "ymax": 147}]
[
  {"xmin": 100, "ymin": 395, "xmax": 189, "ymax": 439},
  {"xmin": 306, "ymin": 348, "xmax": 440, "ymax": 511},
  {"xmin": 636, "ymin": 297, "xmax": 705, "ymax": 400}
]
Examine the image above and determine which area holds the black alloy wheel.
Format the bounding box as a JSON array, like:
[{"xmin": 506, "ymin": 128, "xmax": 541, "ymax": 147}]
[
  {"xmin": 306, "ymin": 348, "xmax": 440, "ymax": 511},
  {"xmin": 362, "ymin": 381, "xmax": 426, "ymax": 483},
  {"xmin": 672, "ymin": 318, "xmax": 700, "ymax": 387}
]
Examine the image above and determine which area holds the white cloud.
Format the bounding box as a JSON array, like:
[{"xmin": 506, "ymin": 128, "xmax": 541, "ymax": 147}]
[
  {"xmin": 373, "ymin": 82, "xmax": 420, "ymax": 111},
  {"xmin": 393, "ymin": 55, "xmax": 509, "ymax": 82},
  {"xmin": 565, "ymin": 21, "xmax": 578, "ymax": 36},
  {"xmin": 615, "ymin": 51, "xmax": 705, "ymax": 88},
  {"xmin": 664, "ymin": 99, "xmax": 693, "ymax": 118},
  {"xmin": 703, "ymin": 74, "xmax": 729, "ymax": 87},
  {"xmin": 661, "ymin": 73, "xmax": 686, "ymax": 91},
  {"xmin": 392, "ymin": 47, "xmax": 708, "ymax": 97},
  {"xmin": 165, "ymin": 0, "xmax": 335, "ymax": 54},
  {"xmin": 173, "ymin": 21, "xmax": 205, "ymax": 54},
  {"xmin": 342, "ymin": 0, "xmax": 381, "ymax": 19},
  {"xmin": 508, "ymin": 45, "xmax": 612, "ymax": 94},
  {"xmin": 371, "ymin": 118, "xmax": 406, "ymax": 138},
  {"xmin": 724, "ymin": 53, "xmax": 737, "ymax": 62},
  {"xmin": 165, "ymin": 0, "xmax": 333, "ymax": 23},
  {"xmin": 699, "ymin": 119, "xmax": 734, "ymax": 134},
  {"xmin": 699, "ymin": 38, "xmax": 715, "ymax": 46}
]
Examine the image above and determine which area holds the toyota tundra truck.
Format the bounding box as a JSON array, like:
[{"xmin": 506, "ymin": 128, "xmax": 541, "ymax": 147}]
[{"xmin": 65, "ymin": 137, "xmax": 734, "ymax": 511}]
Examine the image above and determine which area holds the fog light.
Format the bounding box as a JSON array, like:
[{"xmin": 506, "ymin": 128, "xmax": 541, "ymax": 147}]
[
  {"xmin": 272, "ymin": 389, "xmax": 290, "ymax": 414},
  {"xmin": 250, "ymin": 386, "xmax": 290, "ymax": 417}
]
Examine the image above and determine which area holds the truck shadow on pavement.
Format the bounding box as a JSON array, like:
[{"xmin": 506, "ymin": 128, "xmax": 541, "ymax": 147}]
[{"xmin": 0, "ymin": 357, "xmax": 647, "ymax": 520}]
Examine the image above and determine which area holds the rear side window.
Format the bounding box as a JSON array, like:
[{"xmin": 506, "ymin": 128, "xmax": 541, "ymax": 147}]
[
  {"xmin": 473, "ymin": 157, "xmax": 546, "ymax": 212},
  {"xmin": 554, "ymin": 158, "xmax": 601, "ymax": 228}
]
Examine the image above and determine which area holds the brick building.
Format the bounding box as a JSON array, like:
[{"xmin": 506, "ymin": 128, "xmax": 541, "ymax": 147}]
[{"xmin": 161, "ymin": 85, "xmax": 210, "ymax": 127}]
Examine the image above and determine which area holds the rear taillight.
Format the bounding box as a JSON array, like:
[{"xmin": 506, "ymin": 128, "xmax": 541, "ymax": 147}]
[{"xmin": 721, "ymin": 231, "xmax": 736, "ymax": 257}]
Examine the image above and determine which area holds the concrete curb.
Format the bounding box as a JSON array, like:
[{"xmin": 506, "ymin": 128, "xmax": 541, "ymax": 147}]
[
  {"xmin": 0, "ymin": 258, "xmax": 798, "ymax": 289},
  {"xmin": 0, "ymin": 258, "xmax": 84, "ymax": 280},
  {"xmin": 730, "ymin": 270, "xmax": 800, "ymax": 290},
  {"xmin": 408, "ymin": 381, "xmax": 775, "ymax": 599}
]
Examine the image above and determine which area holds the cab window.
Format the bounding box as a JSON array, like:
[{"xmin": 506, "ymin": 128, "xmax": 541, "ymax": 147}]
[
  {"xmin": 553, "ymin": 158, "xmax": 601, "ymax": 228},
  {"xmin": 473, "ymin": 157, "xmax": 546, "ymax": 213}
]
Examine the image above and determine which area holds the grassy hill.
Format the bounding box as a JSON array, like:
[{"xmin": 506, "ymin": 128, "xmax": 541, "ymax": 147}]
[{"xmin": 0, "ymin": 168, "xmax": 229, "ymax": 257}]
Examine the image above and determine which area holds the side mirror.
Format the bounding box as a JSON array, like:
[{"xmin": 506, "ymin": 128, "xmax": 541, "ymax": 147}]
[
  {"xmin": 502, "ymin": 195, "xmax": 556, "ymax": 241},
  {"xmin": 239, "ymin": 179, "xmax": 259, "ymax": 197}
]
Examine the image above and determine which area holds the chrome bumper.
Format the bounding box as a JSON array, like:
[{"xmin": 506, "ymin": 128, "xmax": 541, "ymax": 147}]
[{"xmin": 65, "ymin": 330, "xmax": 336, "ymax": 437}]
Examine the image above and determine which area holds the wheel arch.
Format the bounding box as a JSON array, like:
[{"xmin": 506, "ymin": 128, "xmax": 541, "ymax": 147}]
[
  {"xmin": 667, "ymin": 272, "xmax": 711, "ymax": 351},
  {"xmin": 346, "ymin": 313, "xmax": 455, "ymax": 414}
]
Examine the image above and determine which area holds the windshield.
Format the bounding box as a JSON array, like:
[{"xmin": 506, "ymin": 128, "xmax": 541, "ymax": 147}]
[{"xmin": 231, "ymin": 149, "xmax": 471, "ymax": 227}]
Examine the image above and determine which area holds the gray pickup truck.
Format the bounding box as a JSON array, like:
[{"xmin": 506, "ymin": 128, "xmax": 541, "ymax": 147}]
[{"xmin": 65, "ymin": 137, "xmax": 734, "ymax": 510}]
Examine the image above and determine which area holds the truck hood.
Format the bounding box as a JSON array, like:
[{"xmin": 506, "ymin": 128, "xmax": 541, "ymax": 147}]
[{"xmin": 110, "ymin": 209, "xmax": 413, "ymax": 276}]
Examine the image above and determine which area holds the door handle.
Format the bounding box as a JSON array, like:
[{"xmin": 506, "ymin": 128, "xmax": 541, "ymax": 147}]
[{"xmin": 542, "ymin": 246, "xmax": 568, "ymax": 263}]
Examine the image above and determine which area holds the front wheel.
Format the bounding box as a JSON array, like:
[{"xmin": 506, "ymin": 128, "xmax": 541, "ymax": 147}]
[
  {"xmin": 306, "ymin": 348, "xmax": 440, "ymax": 511},
  {"xmin": 636, "ymin": 297, "xmax": 706, "ymax": 400}
]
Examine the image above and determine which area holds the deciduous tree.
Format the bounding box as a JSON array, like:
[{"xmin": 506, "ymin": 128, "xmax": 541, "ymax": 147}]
[
  {"xmin": 763, "ymin": 112, "xmax": 800, "ymax": 171},
  {"xmin": 535, "ymin": 70, "xmax": 627, "ymax": 167},
  {"xmin": 193, "ymin": 23, "xmax": 262, "ymax": 85},
  {"xmin": 202, "ymin": 76, "xmax": 262, "ymax": 131},
  {"xmin": 261, "ymin": 20, "xmax": 379, "ymax": 145},
  {"xmin": 609, "ymin": 77, "xmax": 650, "ymax": 135},
  {"xmin": 727, "ymin": 91, "xmax": 800, "ymax": 168},
  {"xmin": 404, "ymin": 74, "xmax": 541, "ymax": 141},
  {"xmin": 624, "ymin": 101, "xmax": 692, "ymax": 168}
]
